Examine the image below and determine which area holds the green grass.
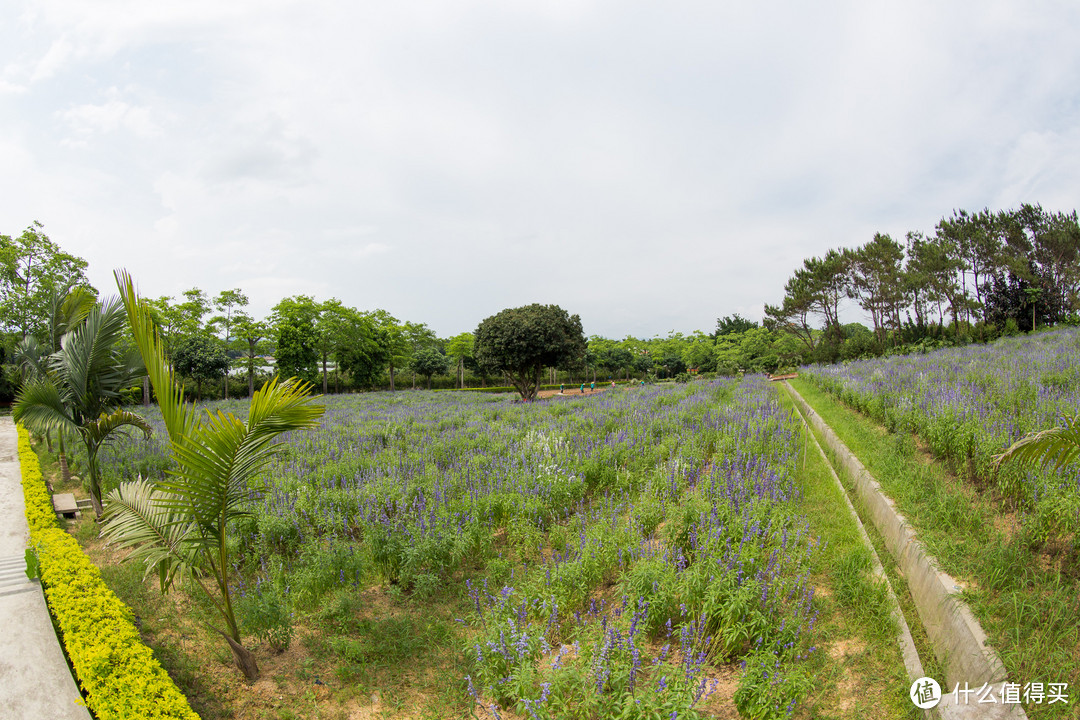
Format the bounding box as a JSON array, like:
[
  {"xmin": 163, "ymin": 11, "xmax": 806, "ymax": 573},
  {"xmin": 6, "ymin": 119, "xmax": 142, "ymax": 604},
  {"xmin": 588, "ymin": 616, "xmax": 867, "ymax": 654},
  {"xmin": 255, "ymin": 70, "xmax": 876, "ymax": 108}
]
[
  {"xmin": 789, "ymin": 377, "xmax": 1080, "ymax": 719},
  {"xmin": 777, "ymin": 388, "xmax": 915, "ymax": 719}
]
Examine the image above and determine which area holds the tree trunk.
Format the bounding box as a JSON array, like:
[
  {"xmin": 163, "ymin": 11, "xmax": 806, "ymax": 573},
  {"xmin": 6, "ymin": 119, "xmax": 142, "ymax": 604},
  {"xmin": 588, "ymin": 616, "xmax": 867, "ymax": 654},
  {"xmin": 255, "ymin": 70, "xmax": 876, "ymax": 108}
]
[
  {"xmin": 58, "ymin": 453, "xmax": 71, "ymax": 484},
  {"xmin": 221, "ymin": 632, "xmax": 260, "ymax": 683},
  {"xmin": 87, "ymin": 451, "xmax": 104, "ymax": 520},
  {"xmin": 89, "ymin": 491, "xmax": 104, "ymax": 519},
  {"xmin": 322, "ymin": 352, "xmax": 328, "ymax": 394},
  {"xmin": 389, "ymin": 364, "xmax": 396, "ymax": 392},
  {"xmin": 58, "ymin": 432, "xmax": 71, "ymax": 484},
  {"xmin": 143, "ymin": 376, "xmax": 151, "ymax": 406}
]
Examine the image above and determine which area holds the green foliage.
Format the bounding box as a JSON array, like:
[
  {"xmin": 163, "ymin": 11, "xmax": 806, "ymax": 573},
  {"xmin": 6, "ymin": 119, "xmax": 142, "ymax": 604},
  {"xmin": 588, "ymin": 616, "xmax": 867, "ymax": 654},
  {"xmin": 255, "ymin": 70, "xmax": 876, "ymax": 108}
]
[
  {"xmin": 335, "ymin": 312, "xmax": 391, "ymax": 390},
  {"xmin": 171, "ymin": 334, "xmax": 229, "ymax": 399},
  {"xmin": 101, "ymin": 270, "xmax": 325, "ymax": 682},
  {"xmin": 233, "ymin": 315, "xmax": 270, "ymax": 396},
  {"xmin": 734, "ymin": 644, "xmax": 816, "ymax": 720},
  {"xmin": 715, "ymin": 313, "xmax": 758, "ymax": 336},
  {"xmin": 24, "ymin": 547, "xmax": 40, "ymax": 580},
  {"xmin": 409, "ymin": 346, "xmax": 450, "ymax": 388},
  {"xmin": 272, "ymin": 296, "xmax": 320, "ymax": 385},
  {"xmin": 474, "ymin": 303, "xmax": 586, "ymax": 400},
  {"xmin": 258, "ymin": 512, "xmax": 302, "ymax": 555},
  {"xmin": 238, "ymin": 583, "xmax": 293, "ymax": 652},
  {"xmin": 995, "ymin": 413, "xmax": 1080, "ymax": 474},
  {"xmin": 713, "ymin": 327, "xmax": 802, "ymax": 375},
  {"xmin": 274, "ymin": 318, "xmax": 318, "ymax": 386},
  {"xmin": 0, "ymin": 221, "xmax": 93, "ymax": 341},
  {"xmin": 13, "ymin": 296, "xmax": 150, "ymax": 516}
]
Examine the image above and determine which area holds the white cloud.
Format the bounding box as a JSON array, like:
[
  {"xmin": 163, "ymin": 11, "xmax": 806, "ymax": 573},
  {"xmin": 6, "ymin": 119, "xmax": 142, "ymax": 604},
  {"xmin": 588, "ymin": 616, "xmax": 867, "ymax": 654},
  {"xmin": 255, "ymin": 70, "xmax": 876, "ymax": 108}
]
[{"xmin": 59, "ymin": 95, "xmax": 164, "ymax": 140}]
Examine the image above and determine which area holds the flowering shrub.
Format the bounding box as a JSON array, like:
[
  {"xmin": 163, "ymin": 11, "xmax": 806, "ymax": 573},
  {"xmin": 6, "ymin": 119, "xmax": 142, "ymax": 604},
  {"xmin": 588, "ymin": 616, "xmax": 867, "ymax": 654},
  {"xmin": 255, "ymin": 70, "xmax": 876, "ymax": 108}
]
[{"xmin": 18, "ymin": 426, "xmax": 199, "ymax": 720}]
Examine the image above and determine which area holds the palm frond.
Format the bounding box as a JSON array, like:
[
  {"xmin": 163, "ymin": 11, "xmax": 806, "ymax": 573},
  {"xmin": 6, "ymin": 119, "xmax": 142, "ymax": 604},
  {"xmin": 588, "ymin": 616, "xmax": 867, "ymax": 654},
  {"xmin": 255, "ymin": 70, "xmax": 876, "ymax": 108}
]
[
  {"xmin": 115, "ymin": 269, "xmax": 193, "ymax": 444},
  {"xmin": 54, "ymin": 285, "xmax": 95, "ymax": 345},
  {"xmin": 12, "ymin": 380, "xmax": 77, "ymax": 435},
  {"xmin": 81, "ymin": 408, "xmax": 153, "ymax": 447},
  {"xmin": 162, "ymin": 377, "xmax": 324, "ymax": 529},
  {"xmin": 994, "ymin": 414, "xmax": 1080, "ymax": 473},
  {"xmin": 101, "ymin": 478, "xmax": 205, "ymax": 593},
  {"xmin": 12, "ymin": 336, "xmax": 48, "ymax": 382},
  {"xmin": 52, "ymin": 297, "xmax": 137, "ymax": 419}
]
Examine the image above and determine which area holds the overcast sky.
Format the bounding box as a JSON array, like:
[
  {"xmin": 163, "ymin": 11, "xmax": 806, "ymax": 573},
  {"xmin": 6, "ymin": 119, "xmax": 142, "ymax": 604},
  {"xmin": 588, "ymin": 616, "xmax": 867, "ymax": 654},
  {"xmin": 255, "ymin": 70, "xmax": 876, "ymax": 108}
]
[{"xmin": 3, "ymin": 1, "xmax": 1079, "ymax": 338}]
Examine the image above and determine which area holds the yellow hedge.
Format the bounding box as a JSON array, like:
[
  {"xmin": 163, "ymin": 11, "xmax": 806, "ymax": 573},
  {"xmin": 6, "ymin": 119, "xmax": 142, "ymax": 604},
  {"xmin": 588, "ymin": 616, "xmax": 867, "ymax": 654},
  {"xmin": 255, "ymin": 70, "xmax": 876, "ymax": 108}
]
[{"xmin": 19, "ymin": 427, "xmax": 200, "ymax": 720}]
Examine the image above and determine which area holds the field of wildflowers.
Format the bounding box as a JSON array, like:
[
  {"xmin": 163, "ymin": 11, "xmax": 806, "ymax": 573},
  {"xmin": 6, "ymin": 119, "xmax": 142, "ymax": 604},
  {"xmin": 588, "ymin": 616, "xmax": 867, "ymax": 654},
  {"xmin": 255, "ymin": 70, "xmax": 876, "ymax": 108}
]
[
  {"xmin": 801, "ymin": 326, "xmax": 1080, "ymax": 545},
  {"xmin": 81, "ymin": 378, "xmax": 894, "ymax": 719}
]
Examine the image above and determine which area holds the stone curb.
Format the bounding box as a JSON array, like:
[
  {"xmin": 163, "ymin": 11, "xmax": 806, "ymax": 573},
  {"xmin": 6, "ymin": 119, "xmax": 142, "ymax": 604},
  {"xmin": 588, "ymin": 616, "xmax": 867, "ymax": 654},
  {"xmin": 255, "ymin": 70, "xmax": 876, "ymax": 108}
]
[
  {"xmin": 785, "ymin": 383, "xmax": 1026, "ymax": 720},
  {"xmin": 785, "ymin": 385, "xmax": 930, "ymax": 718}
]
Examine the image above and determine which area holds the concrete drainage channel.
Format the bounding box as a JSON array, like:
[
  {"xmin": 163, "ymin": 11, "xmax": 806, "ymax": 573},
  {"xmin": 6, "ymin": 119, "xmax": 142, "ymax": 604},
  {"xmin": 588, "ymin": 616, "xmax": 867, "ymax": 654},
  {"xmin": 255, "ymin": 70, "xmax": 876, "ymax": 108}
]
[{"xmin": 783, "ymin": 382, "xmax": 1026, "ymax": 720}]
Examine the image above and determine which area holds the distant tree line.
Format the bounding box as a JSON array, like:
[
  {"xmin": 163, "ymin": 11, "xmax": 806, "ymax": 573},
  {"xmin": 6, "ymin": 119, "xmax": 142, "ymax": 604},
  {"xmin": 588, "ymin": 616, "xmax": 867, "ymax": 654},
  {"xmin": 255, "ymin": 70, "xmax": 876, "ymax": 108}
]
[
  {"xmin": 3, "ymin": 206, "xmax": 1075, "ymax": 404},
  {"xmin": 766, "ymin": 204, "xmax": 1080, "ymax": 362}
]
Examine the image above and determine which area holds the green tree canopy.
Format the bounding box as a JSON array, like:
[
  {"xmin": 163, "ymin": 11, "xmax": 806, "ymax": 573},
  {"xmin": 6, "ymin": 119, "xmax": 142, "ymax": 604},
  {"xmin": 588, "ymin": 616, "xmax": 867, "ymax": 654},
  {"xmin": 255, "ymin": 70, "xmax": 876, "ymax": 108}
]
[
  {"xmin": 715, "ymin": 314, "xmax": 758, "ymax": 337},
  {"xmin": 446, "ymin": 332, "xmax": 475, "ymax": 388},
  {"xmin": 172, "ymin": 334, "xmax": 230, "ymax": 402},
  {"xmin": 0, "ymin": 221, "xmax": 93, "ymax": 342},
  {"xmin": 337, "ymin": 312, "xmax": 391, "ymax": 390},
  {"xmin": 271, "ymin": 296, "xmax": 320, "ymax": 385},
  {"xmin": 409, "ymin": 346, "xmax": 450, "ymax": 389},
  {"xmin": 474, "ymin": 303, "xmax": 586, "ymax": 401},
  {"xmin": 233, "ymin": 315, "xmax": 270, "ymax": 396}
]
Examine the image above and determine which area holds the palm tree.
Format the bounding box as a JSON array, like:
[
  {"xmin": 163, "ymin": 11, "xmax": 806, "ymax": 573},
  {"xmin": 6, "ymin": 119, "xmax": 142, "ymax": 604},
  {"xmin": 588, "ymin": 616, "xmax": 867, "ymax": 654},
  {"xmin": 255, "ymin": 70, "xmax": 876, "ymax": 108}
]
[
  {"xmin": 994, "ymin": 414, "xmax": 1080, "ymax": 472},
  {"xmin": 13, "ymin": 295, "xmax": 150, "ymax": 517},
  {"xmin": 101, "ymin": 270, "xmax": 324, "ymax": 682},
  {"xmin": 13, "ymin": 283, "xmax": 97, "ymax": 483}
]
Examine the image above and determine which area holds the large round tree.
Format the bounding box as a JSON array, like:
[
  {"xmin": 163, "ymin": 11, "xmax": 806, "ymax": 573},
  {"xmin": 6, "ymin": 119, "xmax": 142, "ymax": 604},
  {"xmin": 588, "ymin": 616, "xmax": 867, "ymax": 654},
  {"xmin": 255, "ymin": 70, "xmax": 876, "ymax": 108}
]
[{"xmin": 474, "ymin": 303, "xmax": 586, "ymax": 401}]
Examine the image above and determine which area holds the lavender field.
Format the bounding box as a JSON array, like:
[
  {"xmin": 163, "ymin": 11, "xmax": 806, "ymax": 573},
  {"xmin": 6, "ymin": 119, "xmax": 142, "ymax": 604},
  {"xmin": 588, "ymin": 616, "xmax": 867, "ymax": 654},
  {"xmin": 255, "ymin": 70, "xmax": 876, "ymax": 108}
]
[
  {"xmin": 801, "ymin": 327, "xmax": 1080, "ymax": 543},
  {"xmin": 89, "ymin": 378, "xmax": 867, "ymax": 719}
]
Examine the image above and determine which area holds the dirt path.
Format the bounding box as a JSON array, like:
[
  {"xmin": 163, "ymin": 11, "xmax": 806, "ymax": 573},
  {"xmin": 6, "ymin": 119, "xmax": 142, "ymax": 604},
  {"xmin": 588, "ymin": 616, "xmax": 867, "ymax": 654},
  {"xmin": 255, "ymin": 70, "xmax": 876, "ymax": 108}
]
[{"xmin": 537, "ymin": 385, "xmax": 616, "ymax": 399}]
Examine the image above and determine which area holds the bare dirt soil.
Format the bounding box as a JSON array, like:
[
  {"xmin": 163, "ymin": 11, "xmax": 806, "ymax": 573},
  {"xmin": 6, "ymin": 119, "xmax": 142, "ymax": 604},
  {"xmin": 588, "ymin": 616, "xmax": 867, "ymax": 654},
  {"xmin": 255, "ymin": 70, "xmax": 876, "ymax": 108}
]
[{"xmin": 537, "ymin": 385, "xmax": 617, "ymax": 399}]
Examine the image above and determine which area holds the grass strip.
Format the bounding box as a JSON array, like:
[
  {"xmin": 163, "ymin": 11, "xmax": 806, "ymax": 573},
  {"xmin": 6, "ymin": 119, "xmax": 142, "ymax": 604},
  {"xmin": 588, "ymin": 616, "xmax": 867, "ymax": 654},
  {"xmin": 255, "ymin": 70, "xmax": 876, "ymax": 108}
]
[
  {"xmin": 789, "ymin": 378, "xmax": 1079, "ymax": 720},
  {"xmin": 777, "ymin": 386, "xmax": 915, "ymax": 719}
]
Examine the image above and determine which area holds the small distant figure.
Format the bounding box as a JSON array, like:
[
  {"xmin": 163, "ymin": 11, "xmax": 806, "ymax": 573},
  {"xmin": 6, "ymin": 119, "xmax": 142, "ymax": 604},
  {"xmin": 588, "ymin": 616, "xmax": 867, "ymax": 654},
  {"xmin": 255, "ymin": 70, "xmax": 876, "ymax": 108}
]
[
  {"xmin": 580, "ymin": 383, "xmax": 585, "ymax": 394},
  {"xmin": 590, "ymin": 382, "xmax": 595, "ymax": 391},
  {"xmin": 640, "ymin": 380, "xmax": 645, "ymax": 385},
  {"xmin": 559, "ymin": 384, "xmax": 565, "ymax": 394},
  {"xmin": 611, "ymin": 381, "xmax": 615, "ymax": 388}
]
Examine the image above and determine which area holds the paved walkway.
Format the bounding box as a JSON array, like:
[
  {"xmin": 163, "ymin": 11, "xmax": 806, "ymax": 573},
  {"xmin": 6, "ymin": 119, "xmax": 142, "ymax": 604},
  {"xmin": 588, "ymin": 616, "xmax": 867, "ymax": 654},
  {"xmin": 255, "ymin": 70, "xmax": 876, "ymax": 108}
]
[{"xmin": 0, "ymin": 417, "xmax": 92, "ymax": 719}]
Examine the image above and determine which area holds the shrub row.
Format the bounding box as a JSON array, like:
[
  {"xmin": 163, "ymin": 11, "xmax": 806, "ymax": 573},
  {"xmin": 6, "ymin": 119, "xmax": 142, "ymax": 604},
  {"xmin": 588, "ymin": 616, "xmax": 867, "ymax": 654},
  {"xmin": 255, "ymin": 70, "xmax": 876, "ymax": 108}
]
[{"xmin": 18, "ymin": 426, "xmax": 199, "ymax": 720}]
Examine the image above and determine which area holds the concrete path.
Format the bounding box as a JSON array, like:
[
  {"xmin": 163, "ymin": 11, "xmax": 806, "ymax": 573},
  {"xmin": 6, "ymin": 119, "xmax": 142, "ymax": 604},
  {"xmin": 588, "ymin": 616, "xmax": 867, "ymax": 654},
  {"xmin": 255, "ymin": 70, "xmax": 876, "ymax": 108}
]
[{"xmin": 0, "ymin": 417, "xmax": 92, "ymax": 719}]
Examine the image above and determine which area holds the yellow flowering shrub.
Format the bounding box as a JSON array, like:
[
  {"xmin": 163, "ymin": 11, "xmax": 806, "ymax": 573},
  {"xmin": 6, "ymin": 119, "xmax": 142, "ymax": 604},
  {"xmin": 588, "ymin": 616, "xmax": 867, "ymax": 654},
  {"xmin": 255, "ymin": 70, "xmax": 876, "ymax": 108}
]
[{"xmin": 18, "ymin": 427, "xmax": 199, "ymax": 720}]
